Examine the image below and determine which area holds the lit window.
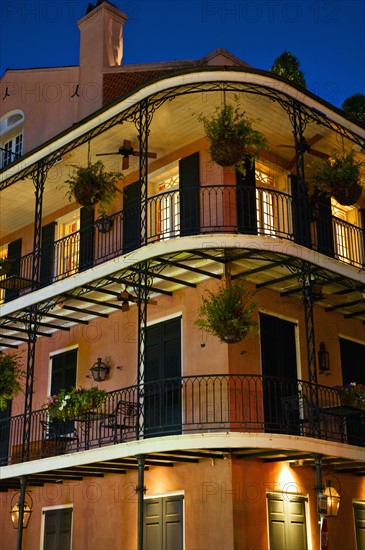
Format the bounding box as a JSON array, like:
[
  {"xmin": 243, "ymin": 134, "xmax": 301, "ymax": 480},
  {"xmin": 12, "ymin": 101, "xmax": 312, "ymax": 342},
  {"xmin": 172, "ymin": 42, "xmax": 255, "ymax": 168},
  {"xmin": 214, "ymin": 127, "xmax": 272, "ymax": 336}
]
[
  {"xmin": 148, "ymin": 165, "xmax": 180, "ymax": 241},
  {"xmin": 0, "ymin": 111, "xmax": 24, "ymax": 168},
  {"xmin": 55, "ymin": 212, "xmax": 80, "ymax": 278},
  {"xmin": 331, "ymin": 200, "xmax": 358, "ymax": 264}
]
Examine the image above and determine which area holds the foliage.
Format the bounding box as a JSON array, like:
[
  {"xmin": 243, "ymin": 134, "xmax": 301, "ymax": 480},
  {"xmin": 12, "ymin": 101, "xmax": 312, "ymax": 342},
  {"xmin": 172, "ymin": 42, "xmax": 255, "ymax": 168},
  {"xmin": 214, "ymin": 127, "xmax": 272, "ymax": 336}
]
[
  {"xmin": 0, "ymin": 257, "xmax": 15, "ymax": 276},
  {"xmin": 311, "ymin": 150, "xmax": 363, "ymax": 206},
  {"xmin": 271, "ymin": 50, "xmax": 306, "ymax": 88},
  {"xmin": 44, "ymin": 386, "xmax": 107, "ymax": 421},
  {"xmin": 342, "ymin": 93, "xmax": 365, "ymax": 125},
  {"xmin": 199, "ymin": 101, "xmax": 268, "ymax": 174},
  {"xmin": 332, "ymin": 382, "xmax": 365, "ymax": 407},
  {"xmin": 65, "ymin": 161, "xmax": 123, "ymax": 216},
  {"xmin": 0, "ymin": 353, "xmax": 25, "ymax": 411},
  {"xmin": 195, "ymin": 281, "xmax": 257, "ymax": 343}
]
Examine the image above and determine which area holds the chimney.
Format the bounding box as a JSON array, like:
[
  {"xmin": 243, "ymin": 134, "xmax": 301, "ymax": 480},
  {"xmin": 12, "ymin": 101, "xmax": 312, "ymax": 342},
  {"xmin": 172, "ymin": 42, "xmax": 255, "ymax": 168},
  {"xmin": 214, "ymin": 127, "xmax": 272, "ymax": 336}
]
[{"xmin": 77, "ymin": 1, "xmax": 128, "ymax": 118}]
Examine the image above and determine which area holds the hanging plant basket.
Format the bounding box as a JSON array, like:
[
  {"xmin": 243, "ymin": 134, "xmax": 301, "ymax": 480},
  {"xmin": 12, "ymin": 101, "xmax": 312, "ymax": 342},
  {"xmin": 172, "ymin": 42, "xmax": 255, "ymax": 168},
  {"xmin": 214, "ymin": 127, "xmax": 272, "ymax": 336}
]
[
  {"xmin": 195, "ymin": 280, "xmax": 257, "ymax": 344},
  {"xmin": 65, "ymin": 161, "xmax": 123, "ymax": 215},
  {"xmin": 198, "ymin": 101, "xmax": 268, "ymax": 172},
  {"xmin": 44, "ymin": 386, "xmax": 107, "ymax": 421},
  {"xmin": 312, "ymin": 150, "xmax": 363, "ymax": 206}
]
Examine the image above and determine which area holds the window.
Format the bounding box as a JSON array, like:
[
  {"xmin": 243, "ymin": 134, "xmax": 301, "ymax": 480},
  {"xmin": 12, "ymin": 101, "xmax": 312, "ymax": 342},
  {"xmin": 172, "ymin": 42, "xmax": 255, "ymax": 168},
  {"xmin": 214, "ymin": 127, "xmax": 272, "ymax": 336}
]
[
  {"xmin": 0, "ymin": 244, "xmax": 8, "ymax": 304},
  {"xmin": 49, "ymin": 349, "xmax": 77, "ymax": 436},
  {"xmin": 55, "ymin": 211, "xmax": 80, "ymax": 278},
  {"xmin": 255, "ymin": 162, "xmax": 291, "ymax": 238},
  {"xmin": 0, "ymin": 111, "xmax": 24, "ymax": 168},
  {"xmin": 148, "ymin": 165, "xmax": 180, "ymax": 241},
  {"xmin": 332, "ymin": 201, "xmax": 361, "ymax": 265},
  {"xmin": 144, "ymin": 495, "xmax": 183, "ymax": 550},
  {"xmin": 42, "ymin": 507, "xmax": 72, "ymax": 550}
]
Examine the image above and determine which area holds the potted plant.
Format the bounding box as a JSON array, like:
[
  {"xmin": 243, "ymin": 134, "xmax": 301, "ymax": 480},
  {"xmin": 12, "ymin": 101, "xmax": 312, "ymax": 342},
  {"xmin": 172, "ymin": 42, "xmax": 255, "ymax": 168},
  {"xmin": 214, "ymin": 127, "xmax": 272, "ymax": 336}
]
[
  {"xmin": 195, "ymin": 280, "xmax": 257, "ymax": 343},
  {"xmin": 312, "ymin": 150, "xmax": 363, "ymax": 206},
  {"xmin": 199, "ymin": 100, "xmax": 268, "ymax": 174},
  {"xmin": 44, "ymin": 386, "xmax": 107, "ymax": 421},
  {"xmin": 0, "ymin": 257, "xmax": 15, "ymax": 276},
  {"xmin": 0, "ymin": 353, "xmax": 25, "ymax": 411},
  {"xmin": 65, "ymin": 161, "xmax": 123, "ymax": 215},
  {"xmin": 332, "ymin": 382, "xmax": 365, "ymax": 410}
]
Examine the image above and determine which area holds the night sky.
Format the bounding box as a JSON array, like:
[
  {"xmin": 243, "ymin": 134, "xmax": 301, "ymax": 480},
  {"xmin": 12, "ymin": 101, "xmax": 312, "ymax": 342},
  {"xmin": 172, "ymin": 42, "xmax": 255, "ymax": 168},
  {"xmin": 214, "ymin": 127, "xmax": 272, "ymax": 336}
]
[{"xmin": 0, "ymin": 0, "xmax": 364, "ymax": 109}]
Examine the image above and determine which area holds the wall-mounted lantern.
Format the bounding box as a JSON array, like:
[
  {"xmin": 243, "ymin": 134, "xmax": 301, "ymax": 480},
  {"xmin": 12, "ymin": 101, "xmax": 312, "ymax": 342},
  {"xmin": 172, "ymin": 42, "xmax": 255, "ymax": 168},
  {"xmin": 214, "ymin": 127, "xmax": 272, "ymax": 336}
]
[
  {"xmin": 10, "ymin": 491, "xmax": 33, "ymax": 529},
  {"xmin": 88, "ymin": 357, "xmax": 110, "ymax": 382},
  {"xmin": 322, "ymin": 480, "xmax": 341, "ymax": 517}
]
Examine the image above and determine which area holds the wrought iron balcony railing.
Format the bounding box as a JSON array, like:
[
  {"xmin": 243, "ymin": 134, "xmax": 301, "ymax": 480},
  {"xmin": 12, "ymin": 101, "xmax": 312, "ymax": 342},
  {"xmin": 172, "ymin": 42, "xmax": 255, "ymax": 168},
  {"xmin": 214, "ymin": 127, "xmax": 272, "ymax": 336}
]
[
  {"xmin": 1, "ymin": 375, "xmax": 364, "ymax": 466},
  {"xmin": 1, "ymin": 186, "xmax": 364, "ymax": 302}
]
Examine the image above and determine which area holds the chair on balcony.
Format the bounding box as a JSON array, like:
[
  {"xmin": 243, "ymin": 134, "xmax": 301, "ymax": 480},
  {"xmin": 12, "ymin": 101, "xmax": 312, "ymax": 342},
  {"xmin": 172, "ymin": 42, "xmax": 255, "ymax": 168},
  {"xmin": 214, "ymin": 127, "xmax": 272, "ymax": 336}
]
[
  {"xmin": 99, "ymin": 400, "xmax": 138, "ymax": 444},
  {"xmin": 40, "ymin": 419, "xmax": 80, "ymax": 457},
  {"xmin": 282, "ymin": 391, "xmax": 311, "ymax": 436}
]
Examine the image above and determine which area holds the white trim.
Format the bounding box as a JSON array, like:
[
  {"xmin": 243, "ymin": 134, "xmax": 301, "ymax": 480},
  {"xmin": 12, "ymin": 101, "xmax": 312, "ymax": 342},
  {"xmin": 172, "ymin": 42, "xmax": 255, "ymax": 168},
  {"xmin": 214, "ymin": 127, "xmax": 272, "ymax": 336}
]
[
  {"xmin": 147, "ymin": 312, "xmax": 182, "ymax": 327},
  {"xmin": 144, "ymin": 489, "xmax": 184, "ymax": 500},
  {"xmin": 2, "ymin": 432, "xmax": 364, "ymax": 479},
  {"xmin": 338, "ymin": 335, "xmax": 365, "ymax": 346},
  {"xmin": 1, "ymin": 234, "xmax": 363, "ymax": 319}
]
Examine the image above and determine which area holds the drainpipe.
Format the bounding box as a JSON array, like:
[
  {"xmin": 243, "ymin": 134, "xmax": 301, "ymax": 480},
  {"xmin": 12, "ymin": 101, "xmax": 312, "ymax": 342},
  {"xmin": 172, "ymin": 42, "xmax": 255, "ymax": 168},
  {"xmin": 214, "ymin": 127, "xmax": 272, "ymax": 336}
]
[
  {"xmin": 136, "ymin": 454, "xmax": 146, "ymax": 550},
  {"xmin": 16, "ymin": 475, "xmax": 27, "ymax": 550}
]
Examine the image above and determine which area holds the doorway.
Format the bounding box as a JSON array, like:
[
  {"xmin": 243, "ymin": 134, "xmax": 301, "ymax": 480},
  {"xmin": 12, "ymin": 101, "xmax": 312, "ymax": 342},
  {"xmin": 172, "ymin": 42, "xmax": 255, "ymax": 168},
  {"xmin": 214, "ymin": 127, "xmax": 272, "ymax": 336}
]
[{"xmin": 260, "ymin": 313, "xmax": 299, "ymax": 433}]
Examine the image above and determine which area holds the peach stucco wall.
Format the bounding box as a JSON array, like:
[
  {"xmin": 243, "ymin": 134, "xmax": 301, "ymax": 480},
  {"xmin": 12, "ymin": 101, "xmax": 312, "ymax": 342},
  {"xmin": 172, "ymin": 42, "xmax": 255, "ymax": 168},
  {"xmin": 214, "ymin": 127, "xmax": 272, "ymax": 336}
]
[{"xmin": 1, "ymin": 457, "xmax": 363, "ymax": 549}]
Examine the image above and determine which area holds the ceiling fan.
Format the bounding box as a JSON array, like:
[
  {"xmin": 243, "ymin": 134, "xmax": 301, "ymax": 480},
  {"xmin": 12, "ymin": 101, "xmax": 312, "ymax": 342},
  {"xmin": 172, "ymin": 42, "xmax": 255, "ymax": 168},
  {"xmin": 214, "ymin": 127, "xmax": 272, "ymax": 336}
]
[
  {"xmin": 117, "ymin": 289, "xmax": 157, "ymax": 312},
  {"xmin": 277, "ymin": 134, "xmax": 329, "ymax": 170},
  {"xmin": 96, "ymin": 139, "xmax": 157, "ymax": 170}
]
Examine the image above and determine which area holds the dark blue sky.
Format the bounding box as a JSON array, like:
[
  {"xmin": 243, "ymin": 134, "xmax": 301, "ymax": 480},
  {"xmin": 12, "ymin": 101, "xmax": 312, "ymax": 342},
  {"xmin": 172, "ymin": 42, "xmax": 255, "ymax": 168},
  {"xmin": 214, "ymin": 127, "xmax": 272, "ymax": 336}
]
[{"xmin": 0, "ymin": 0, "xmax": 364, "ymax": 109}]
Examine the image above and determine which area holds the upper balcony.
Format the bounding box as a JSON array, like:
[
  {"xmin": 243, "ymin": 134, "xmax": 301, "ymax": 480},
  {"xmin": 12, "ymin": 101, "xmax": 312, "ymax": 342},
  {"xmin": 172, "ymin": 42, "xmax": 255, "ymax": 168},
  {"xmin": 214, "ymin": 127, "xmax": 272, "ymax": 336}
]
[{"xmin": 1, "ymin": 69, "xmax": 365, "ymax": 339}]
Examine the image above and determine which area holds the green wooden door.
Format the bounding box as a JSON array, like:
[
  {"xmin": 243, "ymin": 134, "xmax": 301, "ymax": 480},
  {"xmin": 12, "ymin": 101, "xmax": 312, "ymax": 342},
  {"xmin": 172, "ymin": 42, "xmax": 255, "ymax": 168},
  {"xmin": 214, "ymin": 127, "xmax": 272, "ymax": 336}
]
[
  {"xmin": 268, "ymin": 493, "xmax": 308, "ymax": 550},
  {"xmin": 144, "ymin": 318, "xmax": 182, "ymax": 436},
  {"xmin": 144, "ymin": 495, "xmax": 183, "ymax": 550}
]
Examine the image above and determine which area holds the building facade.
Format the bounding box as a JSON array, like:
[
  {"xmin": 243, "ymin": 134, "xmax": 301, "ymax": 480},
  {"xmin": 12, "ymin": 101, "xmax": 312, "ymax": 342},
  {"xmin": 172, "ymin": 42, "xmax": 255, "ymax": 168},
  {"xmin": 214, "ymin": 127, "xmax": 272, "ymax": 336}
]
[{"xmin": 1, "ymin": 2, "xmax": 365, "ymax": 549}]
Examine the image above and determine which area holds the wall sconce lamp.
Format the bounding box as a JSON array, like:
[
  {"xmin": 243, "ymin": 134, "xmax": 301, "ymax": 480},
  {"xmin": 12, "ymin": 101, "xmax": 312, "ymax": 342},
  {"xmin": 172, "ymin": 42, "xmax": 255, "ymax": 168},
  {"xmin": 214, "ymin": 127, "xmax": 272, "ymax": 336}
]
[
  {"xmin": 318, "ymin": 342, "xmax": 331, "ymax": 374},
  {"xmin": 88, "ymin": 358, "xmax": 110, "ymax": 382},
  {"xmin": 322, "ymin": 480, "xmax": 341, "ymax": 517},
  {"xmin": 10, "ymin": 491, "xmax": 33, "ymax": 529}
]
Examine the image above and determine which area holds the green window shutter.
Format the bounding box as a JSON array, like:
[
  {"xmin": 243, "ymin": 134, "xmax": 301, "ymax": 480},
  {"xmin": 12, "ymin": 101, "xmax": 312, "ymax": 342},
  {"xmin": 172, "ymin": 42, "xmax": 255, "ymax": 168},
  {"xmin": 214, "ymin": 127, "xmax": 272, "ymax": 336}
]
[
  {"xmin": 144, "ymin": 498, "xmax": 163, "ymax": 550},
  {"xmin": 313, "ymin": 189, "xmax": 334, "ymax": 257},
  {"xmin": 40, "ymin": 221, "xmax": 56, "ymax": 287},
  {"xmin": 79, "ymin": 206, "xmax": 94, "ymax": 271},
  {"xmin": 163, "ymin": 496, "xmax": 184, "ymax": 550},
  {"xmin": 179, "ymin": 152, "xmax": 200, "ymax": 236},
  {"xmin": 4, "ymin": 238, "xmax": 22, "ymax": 302},
  {"xmin": 236, "ymin": 157, "xmax": 257, "ymax": 234},
  {"xmin": 123, "ymin": 181, "xmax": 141, "ymax": 252}
]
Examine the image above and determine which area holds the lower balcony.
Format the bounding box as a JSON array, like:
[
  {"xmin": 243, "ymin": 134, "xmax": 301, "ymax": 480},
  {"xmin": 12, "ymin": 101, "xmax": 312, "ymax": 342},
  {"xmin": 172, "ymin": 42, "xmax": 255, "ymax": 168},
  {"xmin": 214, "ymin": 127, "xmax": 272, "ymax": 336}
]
[{"xmin": 1, "ymin": 374, "xmax": 364, "ymax": 467}]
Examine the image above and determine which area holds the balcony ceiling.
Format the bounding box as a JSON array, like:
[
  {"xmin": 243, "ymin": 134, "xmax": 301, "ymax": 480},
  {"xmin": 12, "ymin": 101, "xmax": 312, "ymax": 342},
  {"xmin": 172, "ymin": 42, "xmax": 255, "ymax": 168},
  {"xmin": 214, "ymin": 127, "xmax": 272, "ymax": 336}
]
[
  {"xmin": 1, "ymin": 86, "xmax": 363, "ymax": 238},
  {"xmin": 1, "ymin": 246, "xmax": 364, "ymax": 350}
]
